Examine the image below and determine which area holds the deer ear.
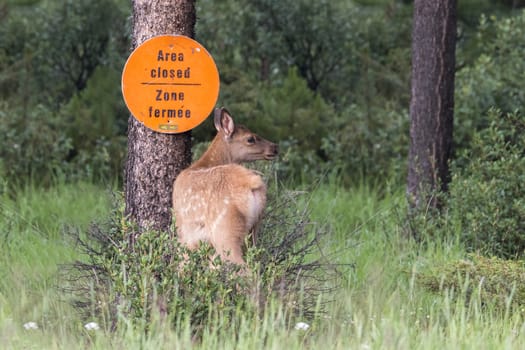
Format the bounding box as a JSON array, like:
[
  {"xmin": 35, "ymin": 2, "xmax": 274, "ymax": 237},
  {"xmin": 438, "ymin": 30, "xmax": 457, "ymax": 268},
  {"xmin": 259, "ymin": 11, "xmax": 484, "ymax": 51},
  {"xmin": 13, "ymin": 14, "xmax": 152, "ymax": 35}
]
[{"xmin": 214, "ymin": 107, "xmax": 235, "ymax": 138}]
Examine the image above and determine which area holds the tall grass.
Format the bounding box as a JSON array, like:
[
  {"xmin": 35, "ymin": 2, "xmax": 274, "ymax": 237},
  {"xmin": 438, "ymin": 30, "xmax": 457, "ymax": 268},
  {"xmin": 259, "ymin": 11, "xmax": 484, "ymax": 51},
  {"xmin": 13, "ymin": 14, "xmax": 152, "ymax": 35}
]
[
  {"xmin": 1, "ymin": 181, "xmax": 524, "ymax": 349},
  {"xmin": 0, "ymin": 182, "xmax": 112, "ymax": 348}
]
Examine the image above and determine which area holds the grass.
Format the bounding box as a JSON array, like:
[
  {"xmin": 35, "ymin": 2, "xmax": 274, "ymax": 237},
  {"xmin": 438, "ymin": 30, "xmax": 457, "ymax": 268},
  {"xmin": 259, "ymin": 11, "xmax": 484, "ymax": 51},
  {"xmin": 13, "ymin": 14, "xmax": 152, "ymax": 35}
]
[{"xmin": 1, "ymin": 180, "xmax": 524, "ymax": 349}]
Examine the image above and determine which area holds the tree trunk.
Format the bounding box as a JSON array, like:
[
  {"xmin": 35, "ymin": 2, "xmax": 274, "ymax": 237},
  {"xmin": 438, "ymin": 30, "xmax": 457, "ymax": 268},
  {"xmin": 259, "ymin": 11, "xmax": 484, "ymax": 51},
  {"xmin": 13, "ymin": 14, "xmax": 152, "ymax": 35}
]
[
  {"xmin": 407, "ymin": 0, "xmax": 457, "ymax": 211},
  {"xmin": 124, "ymin": 0, "xmax": 196, "ymax": 231}
]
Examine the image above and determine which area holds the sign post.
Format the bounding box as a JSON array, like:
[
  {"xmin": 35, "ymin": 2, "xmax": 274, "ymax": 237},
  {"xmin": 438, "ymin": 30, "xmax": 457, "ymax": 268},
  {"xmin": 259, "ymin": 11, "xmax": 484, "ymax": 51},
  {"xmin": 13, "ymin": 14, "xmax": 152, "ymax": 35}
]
[{"xmin": 122, "ymin": 35, "xmax": 220, "ymax": 133}]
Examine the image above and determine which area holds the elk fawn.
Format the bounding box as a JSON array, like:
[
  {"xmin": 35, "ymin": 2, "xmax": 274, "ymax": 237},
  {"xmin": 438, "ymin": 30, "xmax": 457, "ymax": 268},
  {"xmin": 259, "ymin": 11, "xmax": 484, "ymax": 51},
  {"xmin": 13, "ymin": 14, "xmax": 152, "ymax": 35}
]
[{"xmin": 172, "ymin": 108, "xmax": 278, "ymax": 265}]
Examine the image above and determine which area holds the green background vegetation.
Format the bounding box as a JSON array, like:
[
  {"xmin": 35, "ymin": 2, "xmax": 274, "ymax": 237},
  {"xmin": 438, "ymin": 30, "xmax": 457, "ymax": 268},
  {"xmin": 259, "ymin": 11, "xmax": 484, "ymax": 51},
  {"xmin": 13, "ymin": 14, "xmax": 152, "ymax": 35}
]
[{"xmin": 1, "ymin": 0, "xmax": 525, "ymax": 348}]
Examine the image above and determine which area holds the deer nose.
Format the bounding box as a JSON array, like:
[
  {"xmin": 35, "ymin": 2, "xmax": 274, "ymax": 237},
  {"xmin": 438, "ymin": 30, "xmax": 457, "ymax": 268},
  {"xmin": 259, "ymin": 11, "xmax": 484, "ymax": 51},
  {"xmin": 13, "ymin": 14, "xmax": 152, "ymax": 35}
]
[
  {"xmin": 266, "ymin": 143, "xmax": 279, "ymax": 159},
  {"xmin": 272, "ymin": 143, "xmax": 279, "ymax": 155}
]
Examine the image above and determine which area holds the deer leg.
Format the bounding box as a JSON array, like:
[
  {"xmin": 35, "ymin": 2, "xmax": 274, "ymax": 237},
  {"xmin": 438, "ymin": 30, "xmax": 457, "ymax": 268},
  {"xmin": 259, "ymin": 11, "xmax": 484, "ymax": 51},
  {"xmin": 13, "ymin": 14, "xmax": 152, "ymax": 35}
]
[
  {"xmin": 214, "ymin": 235, "xmax": 246, "ymax": 265},
  {"xmin": 211, "ymin": 210, "xmax": 247, "ymax": 265}
]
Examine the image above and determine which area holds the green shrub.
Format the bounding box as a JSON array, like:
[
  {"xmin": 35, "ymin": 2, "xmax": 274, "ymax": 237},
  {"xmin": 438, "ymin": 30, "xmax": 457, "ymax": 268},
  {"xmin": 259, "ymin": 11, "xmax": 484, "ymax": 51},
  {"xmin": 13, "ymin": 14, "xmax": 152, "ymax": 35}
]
[
  {"xmin": 59, "ymin": 66, "xmax": 128, "ymax": 182},
  {"xmin": 31, "ymin": 0, "xmax": 128, "ymax": 103},
  {"xmin": 75, "ymin": 223, "xmax": 254, "ymax": 332},
  {"xmin": 417, "ymin": 253, "xmax": 525, "ymax": 314},
  {"xmin": 448, "ymin": 109, "xmax": 525, "ymax": 258},
  {"xmin": 65, "ymin": 182, "xmax": 340, "ymax": 334},
  {"xmin": 322, "ymin": 104, "xmax": 409, "ymax": 185},
  {"xmin": 0, "ymin": 0, "xmax": 129, "ymax": 185},
  {"xmin": 65, "ymin": 200, "xmax": 247, "ymax": 331},
  {"xmin": 455, "ymin": 10, "xmax": 525, "ymax": 151},
  {"xmin": 0, "ymin": 75, "xmax": 127, "ymax": 185},
  {"xmin": 0, "ymin": 102, "xmax": 72, "ymax": 185},
  {"xmin": 273, "ymin": 139, "xmax": 325, "ymax": 184}
]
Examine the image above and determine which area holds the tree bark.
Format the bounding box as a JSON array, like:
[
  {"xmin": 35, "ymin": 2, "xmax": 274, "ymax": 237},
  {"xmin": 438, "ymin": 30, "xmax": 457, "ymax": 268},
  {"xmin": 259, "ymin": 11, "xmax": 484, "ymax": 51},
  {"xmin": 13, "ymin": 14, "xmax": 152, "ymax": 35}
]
[
  {"xmin": 125, "ymin": 0, "xmax": 196, "ymax": 231},
  {"xmin": 407, "ymin": 0, "xmax": 457, "ymax": 211}
]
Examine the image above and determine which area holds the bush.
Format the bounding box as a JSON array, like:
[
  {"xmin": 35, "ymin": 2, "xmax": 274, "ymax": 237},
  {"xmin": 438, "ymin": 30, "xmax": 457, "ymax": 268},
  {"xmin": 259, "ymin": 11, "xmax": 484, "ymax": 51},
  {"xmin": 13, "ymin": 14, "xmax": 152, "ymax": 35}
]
[
  {"xmin": 65, "ymin": 181, "xmax": 341, "ymax": 335},
  {"xmin": 0, "ymin": 0, "xmax": 129, "ymax": 185},
  {"xmin": 417, "ymin": 253, "xmax": 525, "ymax": 314},
  {"xmin": 59, "ymin": 66, "xmax": 128, "ymax": 182},
  {"xmin": 455, "ymin": 10, "xmax": 525, "ymax": 151},
  {"xmin": 71, "ymin": 220, "xmax": 253, "ymax": 333},
  {"xmin": 448, "ymin": 109, "xmax": 525, "ymax": 258},
  {"xmin": 0, "ymin": 68, "xmax": 128, "ymax": 184},
  {"xmin": 31, "ymin": 0, "xmax": 128, "ymax": 103},
  {"xmin": 0, "ymin": 102, "xmax": 72, "ymax": 185},
  {"xmin": 321, "ymin": 104, "xmax": 409, "ymax": 185}
]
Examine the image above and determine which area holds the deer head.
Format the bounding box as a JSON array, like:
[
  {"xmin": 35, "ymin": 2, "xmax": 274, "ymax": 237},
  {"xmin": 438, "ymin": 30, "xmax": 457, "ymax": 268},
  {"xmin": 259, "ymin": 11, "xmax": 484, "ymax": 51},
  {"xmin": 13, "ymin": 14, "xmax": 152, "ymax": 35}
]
[{"xmin": 190, "ymin": 108, "xmax": 278, "ymax": 169}]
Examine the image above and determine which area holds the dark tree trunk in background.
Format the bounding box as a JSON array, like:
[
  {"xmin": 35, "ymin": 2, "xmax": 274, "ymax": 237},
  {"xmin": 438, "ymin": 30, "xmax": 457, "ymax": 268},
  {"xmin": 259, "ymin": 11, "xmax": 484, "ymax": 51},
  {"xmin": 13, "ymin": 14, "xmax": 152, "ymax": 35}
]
[
  {"xmin": 125, "ymin": 0, "xmax": 195, "ymax": 231},
  {"xmin": 407, "ymin": 0, "xmax": 457, "ymax": 212}
]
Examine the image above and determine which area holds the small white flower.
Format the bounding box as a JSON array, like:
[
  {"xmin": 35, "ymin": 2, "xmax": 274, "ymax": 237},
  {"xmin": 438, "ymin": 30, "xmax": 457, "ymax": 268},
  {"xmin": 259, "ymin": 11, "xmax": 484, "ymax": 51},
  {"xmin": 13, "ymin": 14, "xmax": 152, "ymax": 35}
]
[
  {"xmin": 294, "ymin": 321, "xmax": 310, "ymax": 331},
  {"xmin": 23, "ymin": 322, "xmax": 38, "ymax": 330},
  {"xmin": 84, "ymin": 322, "xmax": 100, "ymax": 331}
]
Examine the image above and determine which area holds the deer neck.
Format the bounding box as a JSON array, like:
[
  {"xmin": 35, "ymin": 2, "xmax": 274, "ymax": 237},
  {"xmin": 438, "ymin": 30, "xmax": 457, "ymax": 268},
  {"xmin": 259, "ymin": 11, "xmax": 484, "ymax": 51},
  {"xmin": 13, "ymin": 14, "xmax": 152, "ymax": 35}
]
[{"xmin": 190, "ymin": 135, "xmax": 233, "ymax": 169}]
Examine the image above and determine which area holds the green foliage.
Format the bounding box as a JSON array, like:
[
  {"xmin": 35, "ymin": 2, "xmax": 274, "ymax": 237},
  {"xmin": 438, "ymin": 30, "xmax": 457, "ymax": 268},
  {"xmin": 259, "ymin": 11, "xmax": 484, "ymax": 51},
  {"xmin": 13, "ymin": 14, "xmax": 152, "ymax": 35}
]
[
  {"xmin": 455, "ymin": 10, "xmax": 525, "ymax": 151},
  {"xmin": 0, "ymin": 102, "xmax": 72, "ymax": 185},
  {"xmin": 215, "ymin": 66, "xmax": 410, "ymax": 184},
  {"xmin": 322, "ymin": 104, "xmax": 409, "ymax": 184},
  {"xmin": 0, "ymin": 0, "xmax": 127, "ymax": 104},
  {"xmin": 198, "ymin": 0, "xmax": 413, "ymax": 185},
  {"xmin": 457, "ymin": 0, "xmax": 516, "ymax": 28},
  {"xmin": 0, "ymin": 0, "xmax": 128, "ymax": 184},
  {"xmin": 253, "ymin": 69, "xmax": 333, "ymax": 152},
  {"xmin": 198, "ymin": 0, "xmax": 359, "ymax": 97},
  {"xmin": 0, "ymin": 67, "xmax": 128, "ymax": 184},
  {"xmin": 31, "ymin": 0, "xmax": 128, "ymax": 103},
  {"xmin": 198, "ymin": 0, "xmax": 412, "ymax": 108},
  {"xmin": 88, "ymin": 222, "xmax": 254, "ymax": 331},
  {"xmin": 194, "ymin": 0, "xmax": 247, "ymax": 68},
  {"xmin": 347, "ymin": 3, "xmax": 412, "ymax": 109},
  {"xmin": 59, "ymin": 66, "xmax": 128, "ymax": 181},
  {"xmin": 1, "ymin": 0, "xmax": 524, "ymax": 191},
  {"xmin": 417, "ymin": 253, "xmax": 525, "ymax": 314},
  {"xmin": 448, "ymin": 110, "xmax": 525, "ymax": 258},
  {"xmin": 247, "ymin": 0, "xmax": 358, "ymax": 93},
  {"xmin": 68, "ymin": 183, "xmax": 338, "ymax": 334}
]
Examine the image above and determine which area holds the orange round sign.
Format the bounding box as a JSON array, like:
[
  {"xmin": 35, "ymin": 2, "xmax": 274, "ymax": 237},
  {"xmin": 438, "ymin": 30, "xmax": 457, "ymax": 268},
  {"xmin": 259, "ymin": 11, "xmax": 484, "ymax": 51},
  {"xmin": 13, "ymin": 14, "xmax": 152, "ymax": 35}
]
[{"xmin": 121, "ymin": 35, "xmax": 220, "ymax": 133}]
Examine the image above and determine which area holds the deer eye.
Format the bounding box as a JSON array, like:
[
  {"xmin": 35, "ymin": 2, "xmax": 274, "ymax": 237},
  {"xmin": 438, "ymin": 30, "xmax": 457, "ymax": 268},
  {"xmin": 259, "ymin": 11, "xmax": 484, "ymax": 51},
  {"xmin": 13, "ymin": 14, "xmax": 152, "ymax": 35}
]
[{"xmin": 247, "ymin": 136, "xmax": 256, "ymax": 144}]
